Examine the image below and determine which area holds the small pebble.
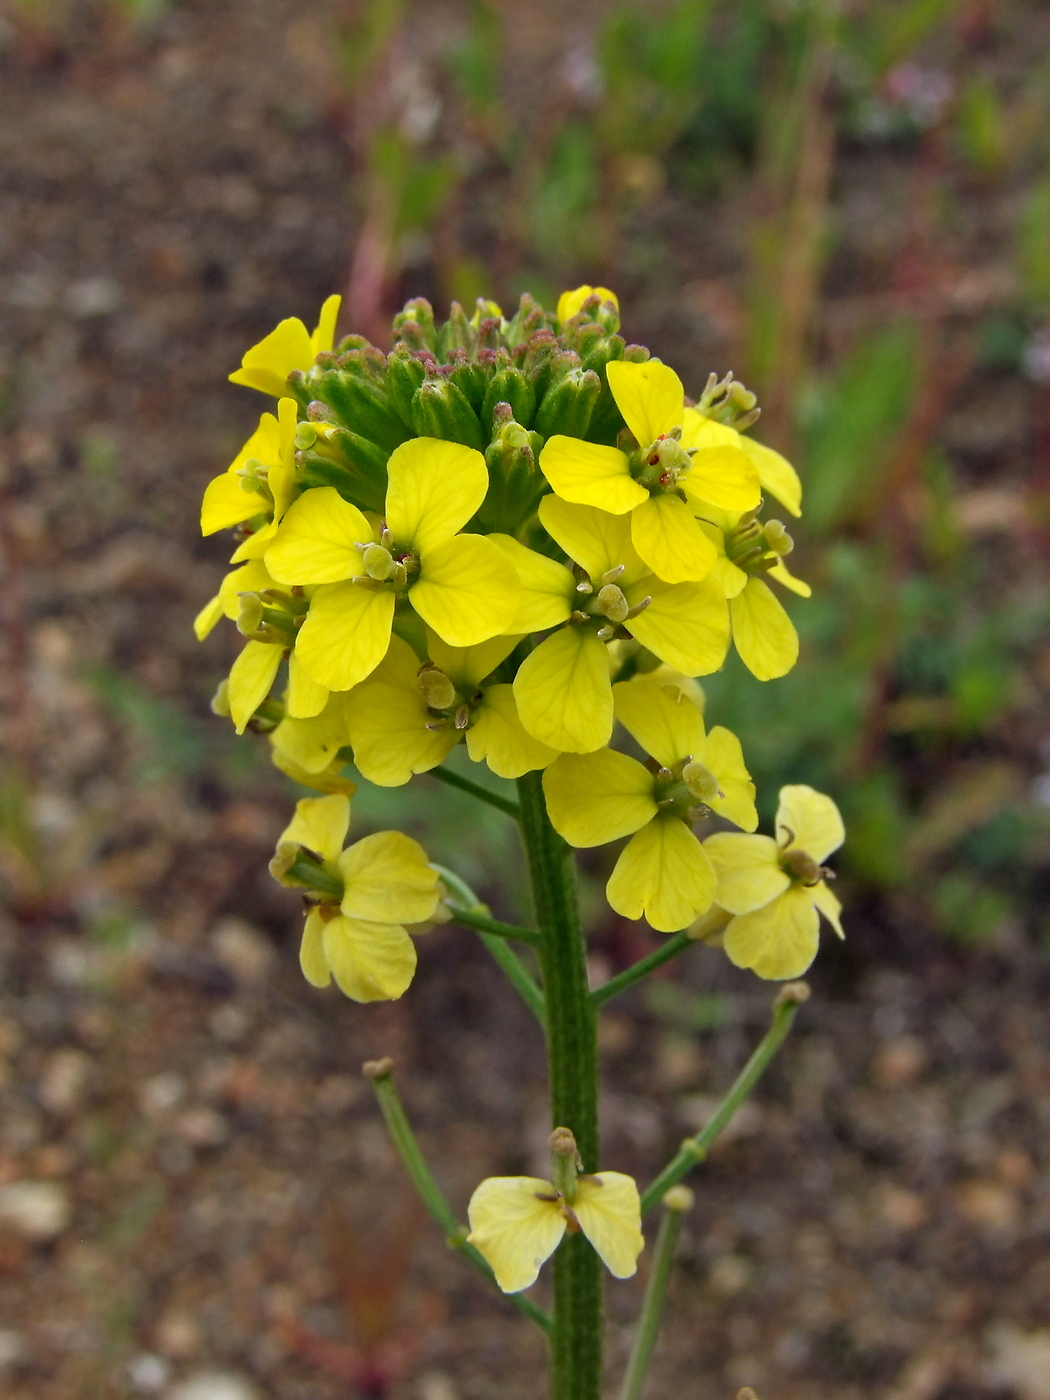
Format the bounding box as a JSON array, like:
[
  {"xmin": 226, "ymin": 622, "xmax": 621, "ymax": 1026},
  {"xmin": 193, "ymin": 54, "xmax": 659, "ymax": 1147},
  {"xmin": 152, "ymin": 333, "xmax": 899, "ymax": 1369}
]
[
  {"xmin": 167, "ymin": 1372, "xmax": 259, "ymax": 1400},
  {"xmin": 0, "ymin": 1180, "xmax": 72, "ymax": 1240},
  {"xmin": 126, "ymin": 1352, "xmax": 170, "ymax": 1392},
  {"xmin": 0, "ymin": 1328, "xmax": 26, "ymax": 1368}
]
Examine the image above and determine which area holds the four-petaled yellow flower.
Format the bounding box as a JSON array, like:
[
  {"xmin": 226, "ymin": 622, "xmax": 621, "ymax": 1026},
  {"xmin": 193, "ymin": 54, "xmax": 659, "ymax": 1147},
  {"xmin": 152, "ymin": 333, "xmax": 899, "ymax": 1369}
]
[
  {"xmin": 539, "ymin": 360, "xmax": 760, "ymax": 585},
  {"xmin": 556, "ymin": 285, "xmax": 619, "ymax": 323},
  {"xmin": 467, "ymin": 1167, "xmax": 643, "ymax": 1294},
  {"xmin": 274, "ymin": 794, "xmax": 440, "ymax": 1003},
  {"xmin": 506, "ymin": 497, "xmax": 729, "ymax": 754},
  {"xmin": 264, "ymin": 438, "xmax": 520, "ymax": 692},
  {"xmin": 346, "ymin": 633, "xmax": 557, "ymax": 786},
  {"xmin": 199, "ymin": 397, "xmax": 298, "ymax": 557},
  {"xmin": 705, "ymin": 784, "xmax": 845, "ymax": 980},
  {"xmin": 543, "ymin": 679, "xmax": 756, "ymax": 932},
  {"xmin": 229, "ymin": 294, "xmax": 341, "ymax": 398},
  {"xmin": 681, "ymin": 408, "xmax": 802, "ymax": 519}
]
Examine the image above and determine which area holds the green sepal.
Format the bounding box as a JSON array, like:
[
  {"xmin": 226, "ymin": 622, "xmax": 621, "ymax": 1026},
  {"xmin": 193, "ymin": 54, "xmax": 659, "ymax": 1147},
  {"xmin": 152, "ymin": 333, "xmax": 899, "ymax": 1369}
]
[
  {"xmin": 535, "ymin": 359, "xmax": 602, "ymax": 439},
  {"xmin": 514, "ymin": 329, "xmax": 559, "ymax": 401},
  {"xmin": 392, "ymin": 297, "xmax": 437, "ymax": 350},
  {"xmin": 295, "ymin": 441, "xmax": 388, "ymax": 515},
  {"xmin": 475, "ymin": 410, "xmax": 548, "ymax": 533},
  {"xmin": 310, "ymin": 366, "xmax": 411, "ymax": 455},
  {"xmin": 580, "ymin": 334, "xmax": 628, "ymax": 444},
  {"xmin": 504, "ymin": 293, "xmax": 556, "ymax": 348},
  {"xmin": 482, "ymin": 366, "xmax": 536, "ymax": 430},
  {"xmin": 449, "ymin": 354, "xmax": 491, "ymax": 412},
  {"xmin": 386, "ymin": 348, "xmax": 428, "ymax": 430},
  {"xmin": 437, "ymin": 301, "xmax": 476, "ymax": 360},
  {"xmin": 411, "ymin": 377, "xmax": 486, "ymax": 451}
]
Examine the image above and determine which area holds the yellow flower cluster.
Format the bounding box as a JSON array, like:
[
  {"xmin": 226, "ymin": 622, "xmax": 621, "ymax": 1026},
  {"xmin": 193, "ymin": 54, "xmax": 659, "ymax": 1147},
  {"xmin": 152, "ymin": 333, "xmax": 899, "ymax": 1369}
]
[{"xmin": 197, "ymin": 286, "xmax": 845, "ymax": 1000}]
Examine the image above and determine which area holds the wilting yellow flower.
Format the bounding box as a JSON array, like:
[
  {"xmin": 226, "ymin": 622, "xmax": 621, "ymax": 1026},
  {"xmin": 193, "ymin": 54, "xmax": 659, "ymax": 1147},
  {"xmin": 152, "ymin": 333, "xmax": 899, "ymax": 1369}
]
[
  {"xmin": 507, "ymin": 497, "xmax": 729, "ymax": 754},
  {"xmin": 346, "ymin": 634, "xmax": 557, "ymax": 786},
  {"xmin": 681, "ymin": 408, "xmax": 802, "ymax": 518},
  {"xmin": 229, "ymin": 294, "xmax": 341, "ymax": 398},
  {"xmin": 542, "ymin": 681, "xmax": 755, "ymax": 931},
  {"xmin": 264, "ymin": 438, "xmax": 519, "ymax": 692},
  {"xmin": 539, "ymin": 361, "xmax": 759, "ymax": 585},
  {"xmin": 275, "ymin": 794, "xmax": 440, "ymax": 1003},
  {"xmin": 467, "ymin": 1169, "xmax": 643, "ymax": 1293},
  {"xmin": 705, "ymin": 784, "xmax": 845, "ymax": 980},
  {"xmin": 697, "ymin": 506, "xmax": 810, "ymax": 682},
  {"xmin": 556, "ymin": 285, "xmax": 619, "ymax": 323}
]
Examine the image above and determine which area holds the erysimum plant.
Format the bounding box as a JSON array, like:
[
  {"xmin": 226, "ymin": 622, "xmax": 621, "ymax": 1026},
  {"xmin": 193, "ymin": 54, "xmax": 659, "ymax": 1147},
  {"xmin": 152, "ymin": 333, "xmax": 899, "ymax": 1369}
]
[{"xmin": 198, "ymin": 286, "xmax": 845, "ymax": 1400}]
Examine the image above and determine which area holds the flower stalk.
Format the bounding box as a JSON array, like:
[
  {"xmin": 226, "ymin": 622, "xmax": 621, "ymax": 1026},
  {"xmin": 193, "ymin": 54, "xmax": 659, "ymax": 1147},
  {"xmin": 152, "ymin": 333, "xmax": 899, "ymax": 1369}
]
[{"xmin": 619, "ymin": 1186, "xmax": 694, "ymax": 1400}]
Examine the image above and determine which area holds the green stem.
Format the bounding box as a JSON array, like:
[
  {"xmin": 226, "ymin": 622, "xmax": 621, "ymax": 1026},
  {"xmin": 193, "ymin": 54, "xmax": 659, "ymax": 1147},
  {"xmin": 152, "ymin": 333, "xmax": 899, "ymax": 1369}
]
[
  {"xmin": 475, "ymin": 931, "xmax": 546, "ymax": 1024},
  {"xmin": 590, "ymin": 931, "xmax": 692, "ymax": 1008},
  {"xmin": 431, "ymin": 765, "xmax": 521, "ymax": 820},
  {"xmin": 618, "ymin": 1192, "xmax": 691, "ymax": 1400},
  {"xmin": 640, "ymin": 985, "xmax": 808, "ymax": 1214},
  {"xmin": 364, "ymin": 1058, "xmax": 551, "ymax": 1335},
  {"xmin": 516, "ymin": 772, "xmax": 601, "ymax": 1400},
  {"xmin": 449, "ymin": 906, "xmax": 545, "ymax": 948}
]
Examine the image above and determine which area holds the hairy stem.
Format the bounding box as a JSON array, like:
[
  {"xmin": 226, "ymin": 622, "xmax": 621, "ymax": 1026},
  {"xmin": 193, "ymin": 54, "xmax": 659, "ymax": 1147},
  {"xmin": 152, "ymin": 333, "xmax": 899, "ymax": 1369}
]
[
  {"xmin": 431, "ymin": 764, "xmax": 521, "ymax": 819},
  {"xmin": 364, "ymin": 1058, "xmax": 551, "ymax": 1334},
  {"xmin": 517, "ymin": 772, "xmax": 601, "ymax": 1400},
  {"xmin": 641, "ymin": 984, "xmax": 808, "ymax": 1213},
  {"xmin": 618, "ymin": 1190, "xmax": 691, "ymax": 1400},
  {"xmin": 590, "ymin": 930, "xmax": 693, "ymax": 1007},
  {"xmin": 474, "ymin": 930, "xmax": 546, "ymax": 1023}
]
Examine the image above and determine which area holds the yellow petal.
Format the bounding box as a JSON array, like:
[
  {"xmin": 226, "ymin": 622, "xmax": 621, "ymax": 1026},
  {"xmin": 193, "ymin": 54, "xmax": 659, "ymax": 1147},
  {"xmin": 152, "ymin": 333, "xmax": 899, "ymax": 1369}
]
[
  {"xmin": 201, "ymin": 471, "xmax": 269, "ymax": 536},
  {"xmin": 338, "ymin": 830, "xmax": 439, "ymax": 925},
  {"xmin": 573, "ymin": 1173, "xmax": 644, "ymax": 1279},
  {"xmin": 286, "ymin": 654, "xmax": 329, "ymax": 719},
  {"xmin": 701, "ymin": 726, "xmax": 758, "ymax": 832},
  {"xmin": 271, "ymin": 695, "xmax": 352, "ymax": 774},
  {"xmin": 607, "ymin": 815, "xmax": 717, "ymax": 932},
  {"xmin": 466, "ymin": 685, "xmax": 559, "ymax": 778},
  {"xmin": 228, "ymin": 640, "xmax": 283, "ymax": 734},
  {"xmin": 542, "ymin": 750, "xmax": 657, "ymax": 846},
  {"xmin": 679, "ymin": 408, "xmax": 740, "ymax": 453},
  {"xmin": 229, "ymin": 315, "xmax": 314, "ymax": 397},
  {"xmin": 630, "ymin": 494, "xmax": 717, "ymax": 584},
  {"xmin": 265, "ymin": 486, "xmax": 373, "ymax": 586},
  {"xmin": 427, "ymin": 630, "xmax": 519, "ymax": 693},
  {"xmin": 385, "ymin": 438, "xmax": 488, "ymax": 553},
  {"xmin": 703, "ymin": 833, "xmax": 788, "ymax": 914},
  {"xmin": 490, "ymin": 535, "xmax": 575, "ymax": 631},
  {"xmin": 310, "ymin": 293, "xmax": 342, "ymax": 354},
  {"xmin": 612, "ymin": 678, "xmax": 706, "ymax": 768},
  {"xmin": 767, "ymin": 557, "xmax": 811, "ymax": 597},
  {"xmin": 322, "ymin": 915, "xmax": 417, "ymax": 1002},
  {"xmin": 538, "ymin": 495, "xmax": 638, "ymax": 583},
  {"xmin": 293, "ymin": 583, "xmax": 395, "ymax": 692},
  {"xmin": 513, "ymin": 628, "xmax": 613, "ymax": 753},
  {"xmin": 557, "ymin": 285, "xmax": 618, "ymax": 322},
  {"xmin": 681, "ymin": 446, "xmax": 760, "ymax": 514},
  {"xmin": 193, "ymin": 594, "xmax": 224, "ymax": 641},
  {"xmin": 466, "ymin": 1176, "xmax": 566, "ymax": 1293},
  {"xmin": 606, "ymin": 360, "xmax": 683, "ymax": 445},
  {"xmin": 730, "ymin": 577, "xmax": 798, "ymax": 681},
  {"xmin": 697, "ymin": 521, "xmax": 748, "ymax": 600},
  {"xmin": 626, "ymin": 576, "xmax": 729, "ymax": 677},
  {"xmin": 538, "ymin": 437, "xmax": 645, "ymax": 513},
  {"xmin": 278, "ymin": 793, "xmax": 351, "ymax": 865},
  {"xmin": 219, "ymin": 559, "xmax": 275, "ymax": 618},
  {"xmin": 229, "ymin": 517, "xmax": 278, "ymax": 563},
  {"xmin": 344, "ymin": 670, "xmax": 459, "ymax": 786},
  {"xmin": 723, "ymin": 886, "xmax": 820, "ymax": 980},
  {"xmin": 411, "ymin": 535, "xmax": 520, "ymax": 647},
  {"xmin": 270, "ymin": 747, "xmax": 357, "ymax": 796},
  {"xmin": 271, "ymin": 397, "xmax": 301, "ymax": 521},
  {"xmin": 811, "ymin": 880, "xmax": 845, "ymax": 938},
  {"xmin": 299, "ymin": 908, "xmax": 332, "ymax": 988},
  {"xmin": 740, "ymin": 436, "xmax": 802, "ymax": 517},
  {"xmin": 775, "ymin": 785, "xmax": 844, "ymax": 864}
]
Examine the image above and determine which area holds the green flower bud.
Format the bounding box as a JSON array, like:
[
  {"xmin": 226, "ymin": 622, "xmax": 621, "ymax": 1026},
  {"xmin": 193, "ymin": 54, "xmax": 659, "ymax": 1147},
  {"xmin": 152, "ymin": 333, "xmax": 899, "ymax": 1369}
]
[
  {"xmin": 449, "ymin": 353, "xmax": 490, "ymax": 412},
  {"xmin": 295, "ymin": 437, "xmax": 388, "ymax": 516},
  {"xmin": 392, "ymin": 297, "xmax": 437, "ymax": 350},
  {"xmin": 386, "ymin": 348, "xmax": 428, "ymax": 430},
  {"xmin": 437, "ymin": 301, "xmax": 475, "ymax": 360},
  {"xmin": 311, "ymin": 366, "xmax": 411, "ymax": 454},
  {"xmin": 535, "ymin": 360, "xmax": 602, "ymax": 439},
  {"xmin": 411, "ymin": 377, "xmax": 486, "ymax": 451},
  {"xmin": 481, "ymin": 366, "xmax": 536, "ymax": 430}
]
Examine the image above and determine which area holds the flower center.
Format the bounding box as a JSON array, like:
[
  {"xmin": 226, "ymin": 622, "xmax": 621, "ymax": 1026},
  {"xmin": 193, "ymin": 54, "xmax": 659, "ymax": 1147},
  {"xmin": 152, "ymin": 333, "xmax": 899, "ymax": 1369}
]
[
  {"xmin": 650, "ymin": 755, "xmax": 723, "ymax": 823},
  {"xmin": 632, "ymin": 430, "xmax": 695, "ymax": 494},
  {"xmin": 782, "ymin": 847, "xmax": 823, "ymax": 886},
  {"xmin": 352, "ymin": 524, "xmax": 419, "ymax": 592},
  {"xmin": 568, "ymin": 563, "xmax": 651, "ymax": 641}
]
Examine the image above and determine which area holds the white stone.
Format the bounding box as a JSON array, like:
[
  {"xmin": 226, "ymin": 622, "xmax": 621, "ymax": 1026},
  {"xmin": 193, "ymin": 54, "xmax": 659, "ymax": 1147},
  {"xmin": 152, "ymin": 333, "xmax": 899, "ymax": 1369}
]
[
  {"xmin": 167, "ymin": 1372, "xmax": 259, "ymax": 1400},
  {"xmin": 127, "ymin": 1353, "xmax": 171, "ymax": 1392},
  {"xmin": 986, "ymin": 1324, "xmax": 1050, "ymax": 1400},
  {"xmin": 0, "ymin": 1328, "xmax": 26, "ymax": 1368},
  {"xmin": 0, "ymin": 1180, "xmax": 72, "ymax": 1240},
  {"xmin": 210, "ymin": 919, "xmax": 274, "ymax": 985}
]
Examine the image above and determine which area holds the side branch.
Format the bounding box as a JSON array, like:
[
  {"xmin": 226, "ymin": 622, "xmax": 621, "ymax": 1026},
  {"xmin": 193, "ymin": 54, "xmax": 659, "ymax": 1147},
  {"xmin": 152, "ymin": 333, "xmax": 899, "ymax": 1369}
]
[
  {"xmin": 433, "ymin": 866, "xmax": 546, "ymax": 1023},
  {"xmin": 640, "ymin": 982, "xmax": 809, "ymax": 1214},
  {"xmin": 363, "ymin": 1058, "xmax": 552, "ymax": 1335},
  {"xmin": 590, "ymin": 930, "xmax": 692, "ymax": 1007},
  {"xmin": 430, "ymin": 765, "xmax": 521, "ymax": 820}
]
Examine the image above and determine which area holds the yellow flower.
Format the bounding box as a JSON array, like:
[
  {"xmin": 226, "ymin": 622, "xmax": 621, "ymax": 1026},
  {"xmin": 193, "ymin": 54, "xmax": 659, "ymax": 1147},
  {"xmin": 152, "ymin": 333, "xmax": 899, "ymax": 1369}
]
[
  {"xmin": 680, "ymin": 408, "xmax": 802, "ymax": 518},
  {"xmin": 276, "ymin": 794, "xmax": 440, "ymax": 1003},
  {"xmin": 199, "ymin": 398, "xmax": 299, "ymax": 555},
  {"xmin": 697, "ymin": 507, "xmax": 811, "ymax": 682},
  {"xmin": 556, "ymin": 285, "xmax": 619, "ymax": 323},
  {"xmin": 345, "ymin": 633, "xmax": 557, "ymax": 785},
  {"xmin": 508, "ymin": 497, "xmax": 729, "ymax": 754},
  {"xmin": 467, "ymin": 1169, "xmax": 643, "ymax": 1293},
  {"xmin": 270, "ymin": 691, "xmax": 353, "ymax": 777},
  {"xmin": 538, "ymin": 360, "xmax": 759, "ymax": 585},
  {"xmin": 229, "ymin": 294, "xmax": 341, "ymax": 398},
  {"xmin": 704, "ymin": 784, "xmax": 845, "ymax": 980},
  {"xmin": 542, "ymin": 680, "xmax": 755, "ymax": 931},
  {"xmin": 264, "ymin": 438, "xmax": 520, "ymax": 692}
]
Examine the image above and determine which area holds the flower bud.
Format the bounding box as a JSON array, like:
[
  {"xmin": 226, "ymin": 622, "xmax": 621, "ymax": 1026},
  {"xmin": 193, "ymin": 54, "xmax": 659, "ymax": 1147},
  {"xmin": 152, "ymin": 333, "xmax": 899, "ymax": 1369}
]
[
  {"xmin": 596, "ymin": 584, "xmax": 630, "ymax": 624},
  {"xmin": 437, "ymin": 301, "xmax": 476, "ymax": 360},
  {"xmin": 386, "ymin": 347, "xmax": 428, "ymax": 429},
  {"xmin": 392, "ymin": 297, "xmax": 437, "ymax": 349},
  {"xmin": 416, "ymin": 663, "xmax": 457, "ymax": 710},
  {"xmin": 310, "ymin": 366, "xmax": 408, "ymax": 454},
  {"xmin": 481, "ymin": 367, "xmax": 536, "ymax": 430},
  {"xmin": 549, "ymin": 1127, "xmax": 577, "ymax": 1157},
  {"xmin": 662, "ymin": 1185, "xmax": 694, "ymax": 1212},
  {"xmin": 411, "ymin": 377, "xmax": 486, "ymax": 451},
  {"xmin": 535, "ymin": 363, "xmax": 602, "ymax": 438}
]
